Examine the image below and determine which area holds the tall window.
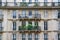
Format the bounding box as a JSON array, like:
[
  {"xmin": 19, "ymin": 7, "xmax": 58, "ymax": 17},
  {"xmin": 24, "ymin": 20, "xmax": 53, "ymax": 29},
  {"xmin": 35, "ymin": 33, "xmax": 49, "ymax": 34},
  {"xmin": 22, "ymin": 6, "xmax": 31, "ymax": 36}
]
[
  {"xmin": 0, "ymin": 0, "xmax": 2, "ymax": 6},
  {"xmin": 44, "ymin": 33, "xmax": 48, "ymax": 40},
  {"xmin": 14, "ymin": 0, "xmax": 16, "ymax": 5},
  {"xmin": 44, "ymin": 10, "xmax": 48, "ymax": 18},
  {"xmin": 35, "ymin": 10, "xmax": 38, "ymax": 17},
  {"xmin": 13, "ymin": 22, "xmax": 16, "ymax": 30},
  {"xmin": 44, "ymin": 21, "xmax": 48, "ymax": 30},
  {"xmin": 34, "ymin": 34, "xmax": 39, "ymax": 40},
  {"xmin": 58, "ymin": 21, "xmax": 60, "ymax": 30},
  {"xmin": 58, "ymin": 11, "xmax": 60, "ymax": 18},
  {"xmin": 58, "ymin": 33, "xmax": 60, "ymax": 40},
  {"xmin": 22, "ymin": 33, "xmax": 26, "ymax": 40},
  {"xmin": 22, "ymin": 10, "xmax": 26, "ymax": 18},
  {"xmin": 13, "ymin": 10, "xmax": 16, "ymax": 18},
  {"xmin": 0, "ymin": 34, "xmax": 2, "ymax": 40},
  {"xmin": 22, "ymin": 21, "xmax": 26, "ymax": 26},
  {"xmin": 35, "ymin": 0, "xmax": 38, "ymax": 2},
  {"xmin": 29, "ymin": 10, "xmax": 32, "ymax": 18},
  {"xmin": 28, "ymin": 33, "xmax": 32, "ymax": 40},
  {"xmin": 22, "ymin": 0, "xmax": 26, "ymax": 2},
  {"xmin": 0, "ymin": 22, "xmax": 2, "ymax": 30},
  {"xmin": 12, "ymin": 34, "xmax": 16, "ymax": 40},
  {"xmin": 35, "ymin": 21, "xmax": 38, "ymax": 26},
  {"xmin": 29, "ymin": 0, "xmax": 32, "ymax": 4}
]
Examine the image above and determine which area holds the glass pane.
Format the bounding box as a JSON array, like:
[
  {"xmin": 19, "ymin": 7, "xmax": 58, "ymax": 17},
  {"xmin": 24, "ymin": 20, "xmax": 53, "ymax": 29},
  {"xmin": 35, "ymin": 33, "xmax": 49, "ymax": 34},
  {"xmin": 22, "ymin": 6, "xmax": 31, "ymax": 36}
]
[
  {"xmin": 28, "ymin": 33, "xmax": 32, "ymax": 40},
  {"xmin": 13, "ymin": 34, "xmax": 16, "ymax": 40},
  {"xmin": 34, "ymin": 34, "xmax": 39, "ymax": 40},
  {"xmin": 22, "ymin": 10, "xmax": 26, "ymax": 17},
  {"xmin": 29, "ymin": 11, "xmax": 32, "ymax": 16},
  {"xmin": 13, "ymin": 10, "xmax": 16, "ymax": 18},
  {"xmin": 22, "ymin": 33, "xmax": 26, "ymax": 40},
  {"xmin": 44, "ymin": 21, "xmax": 48, "ymax": 30},
  {"xmin": 22, "ymin": 21, "xmax": 26, "ymax": 26},
  {"xmin": 44, "ymin": 33, "xmax": 48, "ymax": 40},
  {"xmin": 13, "ymin": 22, "xmax": 16, "ymax": 30}
]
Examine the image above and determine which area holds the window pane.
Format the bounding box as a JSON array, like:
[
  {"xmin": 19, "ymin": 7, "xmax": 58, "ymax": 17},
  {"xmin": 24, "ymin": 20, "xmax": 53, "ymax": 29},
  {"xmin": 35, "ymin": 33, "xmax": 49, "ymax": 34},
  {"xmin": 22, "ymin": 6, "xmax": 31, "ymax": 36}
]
[
  {"xmin": 44, "ymin": 10, "xmax": 48, "ymax": 18},
  {"xmin": 0, "ymin": 0, "xmax": 2, "ymax": 6},
  {"xmin": 13, "ymin": 22, "xmax": 16, "ymax": 30},
  {"xmin": 29, "ymin": 11, "xmax": 32, "ymax": 16},
  {"xmin": 58, "ymin": 21, "xmax": 60, "ymax": 30},
  {"xmin": 13, "ymin": 10, "xmax": 16, "ymax": 18},
  {"xmin": 13, "ymin": 34, "xmax": 16, "ymax": 40},
  {"xmin": 44, "ymin": 33, "xmax": 48, "ymax": 40},
  {"xmin": 22, "ymin": 33, "xmax": 26, "ymax": 40},
  {"xmin": 22, "ymin": 21, "xmax": 26, "ymax": 26},
  {"xmin": 34, "ymin": 34, "xmax": 39, "ymax": 40},
  {"xmin": 44, "ymin": 21, "xmax": 48, "ymax": 30},
  {"xmin": 22, "ymin": 0, "xmax": 26, "ymax": 2},
  {"xmin": 35, "ymin": 0, "xmax": 38, "ymax": 2},
  {"xmin": 58, "ymin": 11, "xmax": 60, "ymax": 18},
  {"xmin": 22, "ymin": 10, "xmax": 26, "ymax": 17},
  {"xmin": 28, "ymin": 33, "xmax": 32, "ymax": 40},
  {"xmin": 58, "ymin": 33, "xmax": 60, "ymax": 40}
]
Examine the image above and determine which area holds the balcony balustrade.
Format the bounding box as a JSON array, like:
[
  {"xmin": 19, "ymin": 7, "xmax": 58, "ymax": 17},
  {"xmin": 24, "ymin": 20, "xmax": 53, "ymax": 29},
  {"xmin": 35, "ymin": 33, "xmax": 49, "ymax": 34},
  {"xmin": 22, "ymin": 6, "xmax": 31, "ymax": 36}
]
[
  {"xmin": 0, "ymin": 2, "xmax": 60, "ymax": 9},
  {"xmin": 18, "ymin": 24, "xmax": 41, "ymax": 33},
  {"xmin": 18, "ymin": 14, "xmax": 41, "ymax": 19}
]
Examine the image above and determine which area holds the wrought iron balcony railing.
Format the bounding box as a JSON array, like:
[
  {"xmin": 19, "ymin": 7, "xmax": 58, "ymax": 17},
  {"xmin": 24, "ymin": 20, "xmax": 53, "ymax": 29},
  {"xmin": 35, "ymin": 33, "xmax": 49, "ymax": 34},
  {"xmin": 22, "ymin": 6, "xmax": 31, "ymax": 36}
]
[
  {"xmin": 0, "ymin": 2, "xmax": 60, "ymax": 7},
  {"xmin": 19, "ymin": 24, "xmax": 41, "ymax": 31},
  {"xmin": 18, "ymin": 14, "xmax": 41, "ymax": 19}
]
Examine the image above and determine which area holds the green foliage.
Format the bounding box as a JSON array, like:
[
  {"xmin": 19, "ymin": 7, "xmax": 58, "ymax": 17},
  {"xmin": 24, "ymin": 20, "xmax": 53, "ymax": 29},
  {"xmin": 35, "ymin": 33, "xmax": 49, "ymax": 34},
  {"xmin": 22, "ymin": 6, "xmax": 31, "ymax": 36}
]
[
  {"xmin": 20, "ymin": 2, "xmax": 28, "ymax": 7},
  {"xmin": 19, "ymin": 24, "xmax": 39, "ymax": 30},
  {"xmin": 34, "ymin": 2, "xmax": 39, "ymax": 7}
]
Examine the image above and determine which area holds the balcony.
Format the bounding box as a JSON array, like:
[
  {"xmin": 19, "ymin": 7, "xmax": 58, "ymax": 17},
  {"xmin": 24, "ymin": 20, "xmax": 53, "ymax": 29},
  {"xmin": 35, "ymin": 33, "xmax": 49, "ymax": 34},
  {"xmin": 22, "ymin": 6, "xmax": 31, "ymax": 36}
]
[
  {"xmin": 18, "ymin": 14, "xmax": 41, "ymax": 21},
  {"xmin": 0, "ymin": 2, "xmax": 60, "ymax": 9},
  {"xmin": 18, "ymin": 24, "xmax": 41, "ymax": 33}
]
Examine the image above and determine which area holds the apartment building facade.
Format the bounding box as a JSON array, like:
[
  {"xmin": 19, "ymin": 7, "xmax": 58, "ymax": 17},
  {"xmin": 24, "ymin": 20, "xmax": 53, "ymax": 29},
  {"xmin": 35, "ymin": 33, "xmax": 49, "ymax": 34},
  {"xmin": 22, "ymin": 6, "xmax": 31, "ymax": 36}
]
[{"xmin": 0, "ymin": 0, "xmax": 60, "ymax": 40}]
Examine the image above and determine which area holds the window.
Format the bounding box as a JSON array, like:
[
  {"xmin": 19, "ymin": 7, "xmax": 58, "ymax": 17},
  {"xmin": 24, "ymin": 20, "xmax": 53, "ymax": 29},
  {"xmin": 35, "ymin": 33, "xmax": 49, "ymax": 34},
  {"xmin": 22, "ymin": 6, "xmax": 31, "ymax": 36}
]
[
  {"xmin": 34, "ymin": 34, "xmax": 39, "ymax": 40},
  {"xmin": 44, "ymin": 33, "xmax": 48, "ymax": 40},
  {"xmin": 13, "ymin": 22, "xmax": 16, "ymax": 30},
  {"xmin": 13, "ymin": 10, "xmax": 16, "ymax": 18},
  {"xmin": 0, "ymin": 22, "xmax": 2, "ymax": 30},
  {"xmin": 44, "ymin": 21, "xmax": 48, "ymax": 30},
  {"xmin": 35, "ymin": 10, "xmax": 39, "ymax": 18},
  {"xmin": 22, "ymin": 0, "xmax": 26, "ymax": 2},
  {"xmin": 58, "ymin": 21, "xmax": 60, "ymax": 30},
  {"xmin": 0, "ymin": 0, "xmax": 2, "ymax": 6},
  {"xmin": 22, "ymin": 33, "xmax": 26, "ymax": 40},
  {"xmin": 28, "ymin": 33, "xmax": 32, "ymax": 40},
  {"xmin": 28, "ymin": 21, "xmax": 32, "ymax": 25},
  {"xmin": 12, "ymin": 34, "xmax": 16, "ymax": 40},
  {"xmin": 58, "ymin": 11, "xmax": 60, "ymax": 18},
  {"xmin": 22, "ymin": 10, "xmax": 26, "ymax": 18},
  {"xmin": 29, "ymin": 11, "xmax": 32, "ymax": 16},
  {"xmin": 58, "ymin": 33, "xmax": 60, "ymax": 40},
  {"xmin": 44, "ymin": 10, "xmax": 48, "ymax": 18},
  {"xmin": 29, "ymin": 0, "xmax": 32, "ymax": 4},
  {"xmin": 22, "ymin": 21, "xmax": 26, "ymax": 26},
  {"xmin": 35, "ymin": 21, "xmax": 38, "ymax": 26},
  {"xmin": 0, "ymin": 34, "xmax": 2, "ymax": 40},
  {"xmin": 44, "ymin": 0, "xmax": 47, "ymax": 2},
  {"xmin": 35, "ymin": 0, "xmax": 38, "ymax": 2}
]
